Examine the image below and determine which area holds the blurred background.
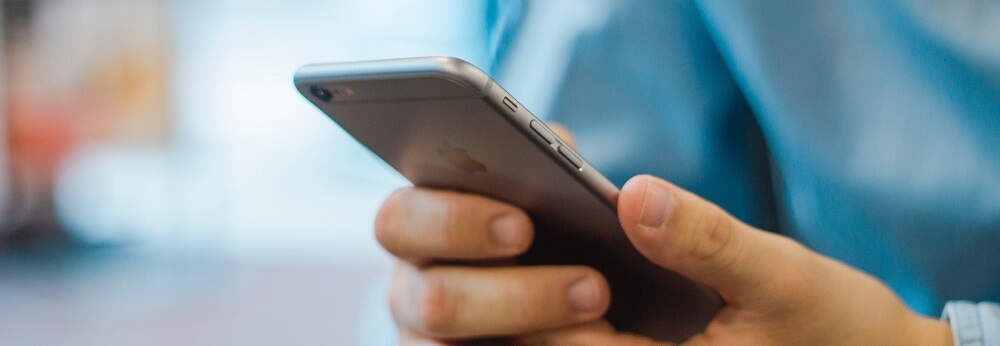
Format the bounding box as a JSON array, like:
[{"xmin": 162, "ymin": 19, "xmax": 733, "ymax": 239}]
[
  {"xmin": 0, "ymin": 0, "xmax": 592, "ymax": 344},
  {"xmin": 4, "ymin": 1, "xmax": 994, "ymax": 344}
]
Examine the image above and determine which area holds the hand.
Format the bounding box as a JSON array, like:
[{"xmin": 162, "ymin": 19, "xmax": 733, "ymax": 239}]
[
  {"xmin": 376, "ymin": 186, "xmax": 616, "ymax": 344},
  {"xmin": 601, "ymin": 175, "xmax": 952, "ymax": 345},
  {"xmin": 377, "ymin": 124, "xmax": 618, "ymax": 343},
  {"xmin": 375, "ymin": 126, "xmax": 953, "ymax": 345}
]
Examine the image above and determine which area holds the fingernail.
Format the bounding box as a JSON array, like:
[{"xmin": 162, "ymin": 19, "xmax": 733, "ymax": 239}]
[
  {"xmin": 491, "ymin": 215, "xmax": 526, "ymax": 248},
  {"xmin": 568, "ymin": 275, "xmax": 599, "ymax": 313},
  {"xmin": 637, "ymin": 179, "xmax": 673, "ymax": 228}
]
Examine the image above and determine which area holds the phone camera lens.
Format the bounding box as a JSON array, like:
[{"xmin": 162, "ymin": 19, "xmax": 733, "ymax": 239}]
[{"xmin": 310, "ymin": 85, "xmax": 333, "ymax": 102}]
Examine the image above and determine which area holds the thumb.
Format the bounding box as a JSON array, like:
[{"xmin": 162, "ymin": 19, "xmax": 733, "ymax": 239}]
[{"xmin": 618, "ymin": 175, "xmax": 808, "ymax": 300}]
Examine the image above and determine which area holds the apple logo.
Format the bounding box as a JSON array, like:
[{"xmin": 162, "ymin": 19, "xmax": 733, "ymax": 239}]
[{"xmin": 436, "ymin": 141, "xmax": 487, "ymax": 173}]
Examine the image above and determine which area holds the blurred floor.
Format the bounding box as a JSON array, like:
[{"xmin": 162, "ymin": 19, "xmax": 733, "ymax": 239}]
[{"xmin": 0, "ymin": 244, "xmax": 389, "ymax": 345}]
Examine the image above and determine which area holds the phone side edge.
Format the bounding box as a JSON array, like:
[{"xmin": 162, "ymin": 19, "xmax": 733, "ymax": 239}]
[{"xmin": 479, "ymin": 81, "xmax": 621, "ymax": 211}]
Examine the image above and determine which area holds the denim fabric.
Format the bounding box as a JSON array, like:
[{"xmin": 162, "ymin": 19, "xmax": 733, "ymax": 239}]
[
  {"xmin": 502, "ymin": 0, "xmax": 1000, "ymax": 318},
  {"xmin": 366, "ymin": 2, "xmax": 1000, "ymax": 344}
]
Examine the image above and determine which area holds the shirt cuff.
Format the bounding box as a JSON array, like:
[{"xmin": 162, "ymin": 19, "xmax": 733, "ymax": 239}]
[{"xmin": 942, "ymin": 300, "xmax": 1000, "ymax": 346}]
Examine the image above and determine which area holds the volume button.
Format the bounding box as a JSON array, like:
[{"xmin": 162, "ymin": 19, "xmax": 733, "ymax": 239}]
[
  {"xmin": 558, "ymin": 145, "xmax": 585, "ymax": 170},
  {"xmin": 529, "ymin": 120, "xmax": 558, "ymax": 145}
]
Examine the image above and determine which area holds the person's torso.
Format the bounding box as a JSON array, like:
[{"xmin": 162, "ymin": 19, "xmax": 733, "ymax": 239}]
[{"xmin": 499, "ymin": 0, "xmax": 1000, "ymax": 315}]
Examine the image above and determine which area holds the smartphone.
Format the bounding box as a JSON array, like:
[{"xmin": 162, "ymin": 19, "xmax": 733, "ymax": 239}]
[{"xmin": 294, "ymin": 56, "xmax": 721, "ymax": 341}]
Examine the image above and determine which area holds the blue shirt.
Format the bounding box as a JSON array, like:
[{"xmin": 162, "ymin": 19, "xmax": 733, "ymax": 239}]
[{"xmin": 491, "ymin": 1, "xmax": 1000, "ymax": 344}]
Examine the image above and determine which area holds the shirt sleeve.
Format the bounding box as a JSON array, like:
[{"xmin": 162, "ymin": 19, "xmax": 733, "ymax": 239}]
[{"xmin": 942, "ymin": 301, "xmax": 1000, "ymax": 346}]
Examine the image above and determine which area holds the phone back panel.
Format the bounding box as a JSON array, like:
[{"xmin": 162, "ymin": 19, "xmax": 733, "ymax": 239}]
[{"xmin": 295, "ymin": 57, "xmax": 721, "ymax": 341}]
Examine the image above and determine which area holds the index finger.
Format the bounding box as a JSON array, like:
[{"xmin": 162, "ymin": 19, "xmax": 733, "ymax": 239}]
[{"xmin": 375, "ymin": 187, "xmax": 535, "ymax": 264}]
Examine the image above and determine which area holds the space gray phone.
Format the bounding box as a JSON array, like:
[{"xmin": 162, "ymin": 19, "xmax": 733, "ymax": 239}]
[{"xmin": 294, "ymin": 56, "xmax": 721, "ymax": 341}]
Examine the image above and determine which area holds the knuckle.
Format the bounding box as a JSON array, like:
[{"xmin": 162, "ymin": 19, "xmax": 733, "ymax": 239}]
[
  {"xmin": 687, "ymin": 210, "xmax": 739, "ymax": 265},
  {"xmin": 389, "ymin": 264, "xmax": 424, "ymax": 329},
  {"xmin": 413, "ymin": 273, "xmax": 458, "ymax": 336},
  {"xmin": 387, "ymin": 268, "xmax": 406, "ymax": 323},
  {"xmin": 436, "ymin": 200, "xmax": 466, "ymax": 249},
  {"xmin": 501, "ymin": 284, "xmax": 530, "ymax": 321},
  {"xmin": 505, "ymin": 275, "xmax": 545, "ymax": 318}
]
